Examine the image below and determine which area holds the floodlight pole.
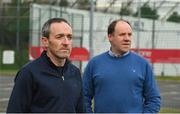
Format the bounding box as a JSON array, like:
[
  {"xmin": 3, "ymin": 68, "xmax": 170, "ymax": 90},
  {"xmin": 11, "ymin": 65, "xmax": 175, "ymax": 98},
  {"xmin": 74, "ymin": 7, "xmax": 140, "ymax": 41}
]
[
  {"xmin": 152, "ymin": 2, "xmax": 156, "ymax": 70},
  {"xmin": 152, "ymin": 2, "xmax": 156, "ymax": 49},
  {"xmin": 16, "ymin": 0, "xmax": 20, "ymax": 52},
  {"xmin": 89, "ymin": 0, "xmax": 94, "ymax": 58},
  {"xmin": 137, "ymin": 0, "xmax": 141, "ymax": 53}
]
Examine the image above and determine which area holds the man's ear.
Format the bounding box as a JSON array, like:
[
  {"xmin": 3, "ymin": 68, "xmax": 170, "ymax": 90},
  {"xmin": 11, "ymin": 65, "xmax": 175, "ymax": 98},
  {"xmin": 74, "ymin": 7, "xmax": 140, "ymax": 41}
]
[
  {"xmin": 41, "ymin": 37, "xmax": 49, "ymax": 48},
  {"xmin": 108, "ymin": 34, "xmax": 113, "ymax": 41}
]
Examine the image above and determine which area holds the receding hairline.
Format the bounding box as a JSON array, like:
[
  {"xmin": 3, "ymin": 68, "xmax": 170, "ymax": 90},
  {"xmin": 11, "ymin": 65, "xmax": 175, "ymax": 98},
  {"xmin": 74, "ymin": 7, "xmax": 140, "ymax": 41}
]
[
  {"xmin": 114, "ymin": 20, "xmax": 132, "ymax": 29},
  {"xmin": 49, "ymin": 21, "xmax": 72, "ymax": 29},
  {"xmin": 41, "ymin": 18, "xmax": 72, "ymax": 38},
  {"xmin": 115, "ymin": 20, "xmax": 132, "ymax": 29},
  {"xmin": 49, "ymin": 22, "xmax": 73, "ymax": 35},
  {"xmin": 107, "ymin": 19, "xmax": 132, "ymax": 35}
]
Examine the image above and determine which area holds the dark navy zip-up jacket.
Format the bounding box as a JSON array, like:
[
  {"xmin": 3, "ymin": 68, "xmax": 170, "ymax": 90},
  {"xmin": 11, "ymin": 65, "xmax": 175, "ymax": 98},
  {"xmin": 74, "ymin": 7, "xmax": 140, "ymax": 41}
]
[{"xmin": 7, "ymin": 51, "xmax": 83, "ymax": 113}]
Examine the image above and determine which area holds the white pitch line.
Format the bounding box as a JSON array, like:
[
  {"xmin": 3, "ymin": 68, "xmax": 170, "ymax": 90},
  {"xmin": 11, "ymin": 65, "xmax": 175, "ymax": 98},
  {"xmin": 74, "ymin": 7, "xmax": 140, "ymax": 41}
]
[
  {"xmin": 1, "ymin": 87, "xmax": 12, "ymax": 91},
  {"xmin": 0, "ymin": 83, "xmax": 14, "ymax": 86},
  {"xmin": 0, "ymin": 98, "xmax": 9, "ymax": 102},
  {"xmin": 161, "ymin": 91, "xmax": 180, "ymax": 96}
]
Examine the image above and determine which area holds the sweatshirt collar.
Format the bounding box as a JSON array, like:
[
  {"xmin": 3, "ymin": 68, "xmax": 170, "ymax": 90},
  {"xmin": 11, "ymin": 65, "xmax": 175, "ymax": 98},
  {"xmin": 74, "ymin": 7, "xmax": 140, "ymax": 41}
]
[{"xmin": 108, "ymin": 49, "xmax": 130, "ymax": 58}]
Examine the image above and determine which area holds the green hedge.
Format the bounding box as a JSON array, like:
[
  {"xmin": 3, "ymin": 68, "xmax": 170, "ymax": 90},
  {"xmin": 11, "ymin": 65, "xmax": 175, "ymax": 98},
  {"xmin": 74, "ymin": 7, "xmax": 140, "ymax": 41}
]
[{"xmin": 0, "ymin": 49, "xmax": 29, "ymax": 71}]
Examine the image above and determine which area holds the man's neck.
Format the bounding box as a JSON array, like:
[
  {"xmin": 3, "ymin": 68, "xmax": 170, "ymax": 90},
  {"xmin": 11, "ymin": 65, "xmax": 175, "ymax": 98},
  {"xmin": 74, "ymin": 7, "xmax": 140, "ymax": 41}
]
[
  {"xmin": 47, "ymin": 52, "xmax": 66, "ymax": 67},
  {"xmin": 109, "ymin": 48, "xmax": 130, "ymax": 58}
]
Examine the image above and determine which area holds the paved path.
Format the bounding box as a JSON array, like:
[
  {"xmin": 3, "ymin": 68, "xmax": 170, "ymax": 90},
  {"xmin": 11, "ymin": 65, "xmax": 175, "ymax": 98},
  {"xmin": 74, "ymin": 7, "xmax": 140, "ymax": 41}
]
[
  {"xmin": 0, "ymin": 75, "xmax": 14, "ymax": 112},
  {"xmin": 0, "ymin": 75, "xmax": 180, "ymax": 112},
  {"xmin": 157, "ymin": 80, "xmax": 180, "ymax": 109}
]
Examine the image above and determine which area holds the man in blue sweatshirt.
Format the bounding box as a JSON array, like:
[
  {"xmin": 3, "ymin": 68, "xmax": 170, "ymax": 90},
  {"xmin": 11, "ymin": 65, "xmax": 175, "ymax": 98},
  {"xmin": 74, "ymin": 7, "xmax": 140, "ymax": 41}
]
[
  {"xmin": 7, "ymin": 18, "xmax": 83, "ymax": 113},
  {"xmin": 83, "ymin": 19, "xmax": 161, "ymax": 113}
]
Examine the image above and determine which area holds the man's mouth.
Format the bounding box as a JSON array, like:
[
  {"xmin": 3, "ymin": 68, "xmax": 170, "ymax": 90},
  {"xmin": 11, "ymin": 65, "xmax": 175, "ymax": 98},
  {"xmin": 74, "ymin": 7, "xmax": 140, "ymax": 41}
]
[
  {"xmin": 122, "ymin": 43, "xmax": 130, "ymax": 46},
  {"xmin": 61, "ymin": 48, "xmax": 69, "ymax": 50}
]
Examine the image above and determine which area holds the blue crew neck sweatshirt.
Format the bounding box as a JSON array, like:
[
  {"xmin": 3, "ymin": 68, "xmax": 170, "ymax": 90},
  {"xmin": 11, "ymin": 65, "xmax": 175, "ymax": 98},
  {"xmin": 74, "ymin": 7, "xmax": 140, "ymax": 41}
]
[{"xmin": 83, "ymin": 51, "xmax": 161, "ymax": 113}]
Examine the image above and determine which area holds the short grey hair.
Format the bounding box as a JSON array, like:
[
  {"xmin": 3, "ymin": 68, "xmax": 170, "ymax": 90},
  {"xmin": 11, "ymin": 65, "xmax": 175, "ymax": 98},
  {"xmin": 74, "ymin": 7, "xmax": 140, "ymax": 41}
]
[{"xmin": 41, "ymin": 18, "xmax": 71, "ymax": 38}]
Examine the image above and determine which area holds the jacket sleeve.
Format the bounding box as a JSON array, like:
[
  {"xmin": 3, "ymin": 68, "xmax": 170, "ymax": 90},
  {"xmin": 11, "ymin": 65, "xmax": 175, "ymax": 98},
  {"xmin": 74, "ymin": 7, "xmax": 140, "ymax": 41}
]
[
  {"xmin": 76, "ymin": 86, "xmax": 84, "ymax": 112},
  {"xmin": 76, "ymin": 69, "xmax": 84, "ymax": 113},
  {"xmin": 143, "ymin": 63, "xmax": 161, "ymax": 113},
  {"xmin": 83, "ymin": 61, "xmax": 94, "ymax": 113},
  {"xmin": 6, "ymin": 67, "xmax": 33, "ymax": 113}
]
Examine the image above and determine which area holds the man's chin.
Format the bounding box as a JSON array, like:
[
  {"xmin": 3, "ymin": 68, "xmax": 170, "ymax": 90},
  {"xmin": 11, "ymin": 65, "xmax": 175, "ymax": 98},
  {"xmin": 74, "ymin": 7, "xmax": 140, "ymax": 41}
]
[
  {"xmin": 59, "ymin": 55, "xmax": 70, "ymax": 59},
  {"xmin": 122, "ymin": 48, "xmax": 130, "ymax": 52}
]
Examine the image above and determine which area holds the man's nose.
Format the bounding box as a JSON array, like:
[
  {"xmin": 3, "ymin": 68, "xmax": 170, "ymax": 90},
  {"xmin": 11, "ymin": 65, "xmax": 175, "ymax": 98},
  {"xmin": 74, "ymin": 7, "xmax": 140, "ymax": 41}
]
[
  {"xmin": 124, "ymin": 34, "xmax": 130, "ymax": 40},
  {"xmin": 62, "ymin": 37, "xmax": 71, "ymax": 44}
]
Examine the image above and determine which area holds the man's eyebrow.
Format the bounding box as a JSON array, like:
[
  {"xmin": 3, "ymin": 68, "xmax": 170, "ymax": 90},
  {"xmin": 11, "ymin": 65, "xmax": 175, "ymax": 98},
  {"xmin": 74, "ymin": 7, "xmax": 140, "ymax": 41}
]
[
  {"xmin": 55, "ymin": 33, "xmax": 72, "ymax": 37},
  {"xmin": 55, "ymin": 33, "xmax": 64, "ymax": 36}
]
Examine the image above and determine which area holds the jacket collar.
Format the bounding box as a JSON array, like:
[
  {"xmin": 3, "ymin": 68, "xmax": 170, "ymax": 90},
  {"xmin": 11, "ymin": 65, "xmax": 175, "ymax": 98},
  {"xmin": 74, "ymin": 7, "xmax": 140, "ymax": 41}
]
[{"xmin": 41, "ymin": 51, "xmax": 70, "ymax": 70}]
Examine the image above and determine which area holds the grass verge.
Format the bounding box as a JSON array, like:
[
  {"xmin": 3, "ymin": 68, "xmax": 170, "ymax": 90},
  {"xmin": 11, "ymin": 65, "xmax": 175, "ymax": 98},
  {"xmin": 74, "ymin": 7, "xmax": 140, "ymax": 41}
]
[
  {"xmin": 156, "ymin": 76, "xmax": 180, "ymax": 81},
  {"xmin": 0, "ymin": 69, "xmax": 17, "ymax": 76},
  {"xmin": 160, "ymin": 107, "xmax": 180, "ymax": 113}
]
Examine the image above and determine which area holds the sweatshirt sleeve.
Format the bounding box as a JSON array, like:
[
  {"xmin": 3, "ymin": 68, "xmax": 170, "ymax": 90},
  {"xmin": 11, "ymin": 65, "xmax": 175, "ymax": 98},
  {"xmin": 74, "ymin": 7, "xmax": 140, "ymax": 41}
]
[
  {"xmin": 6, "ymin": 67, "xmax": 33, "ymax": 113},
  {"xmin": 83, "ymin": 61, "xmax": 94, "ymax": 113},
  {"xmin": 143, "ymin": 63, "xmax": 161, "ymax": 113}
]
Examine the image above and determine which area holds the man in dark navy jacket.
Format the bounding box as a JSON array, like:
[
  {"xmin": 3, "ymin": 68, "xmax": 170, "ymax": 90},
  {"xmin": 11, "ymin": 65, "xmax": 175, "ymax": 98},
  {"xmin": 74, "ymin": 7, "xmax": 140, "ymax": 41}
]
[{"xmin": 7, "ymin": 18, "xmax": 83, "ymax": 113}]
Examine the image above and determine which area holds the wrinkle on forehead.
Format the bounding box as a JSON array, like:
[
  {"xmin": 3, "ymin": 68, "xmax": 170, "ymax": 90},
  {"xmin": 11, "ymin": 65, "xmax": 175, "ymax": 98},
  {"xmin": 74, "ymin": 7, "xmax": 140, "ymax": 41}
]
[
  {"xmin": 50, "ymin": 22, "xmax": 72, "ymax": 35},
  {"xmin": 115, "ymin": 21, "xmax": 132, "ymax": 34}
]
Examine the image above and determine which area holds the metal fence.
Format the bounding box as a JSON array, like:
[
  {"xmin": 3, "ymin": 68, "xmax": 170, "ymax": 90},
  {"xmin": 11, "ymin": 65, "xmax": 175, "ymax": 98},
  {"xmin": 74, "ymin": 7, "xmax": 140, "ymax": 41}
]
[
  {"xmin": 0, "ymin": 2, "xmax": 180, "ymax": 75},
  {"xmin": 0, "ymin": 5, "xmax": 29, "ymax": 71},
  {"xmin": 0, "ymin": 1, "xmax": 180, "ymax": 113}
]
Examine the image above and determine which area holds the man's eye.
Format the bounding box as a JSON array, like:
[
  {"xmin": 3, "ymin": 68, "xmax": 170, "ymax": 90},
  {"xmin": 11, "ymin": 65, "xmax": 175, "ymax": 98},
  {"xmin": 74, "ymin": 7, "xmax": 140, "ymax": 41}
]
[
  {"xmin": 128, "ymin": 33, "xmax": 132, "ymax": 36},
  {"xmin": 56, "ymin": 35, "xmax": 64, "ymax": 39},
  {"xmin": 119, "ymin": 33, "xmax": 125, "ymax": 36},
  {"xmin": 67, "ymin": 35, "xmax": 72, "ymax": 40}
]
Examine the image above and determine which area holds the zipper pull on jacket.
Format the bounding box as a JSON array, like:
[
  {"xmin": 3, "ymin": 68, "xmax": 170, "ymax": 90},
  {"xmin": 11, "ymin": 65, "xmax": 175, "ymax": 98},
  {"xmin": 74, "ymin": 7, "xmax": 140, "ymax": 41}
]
[{"xmin": 62, "ymin": 76, "xmax": 64, "ymax": 80}]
